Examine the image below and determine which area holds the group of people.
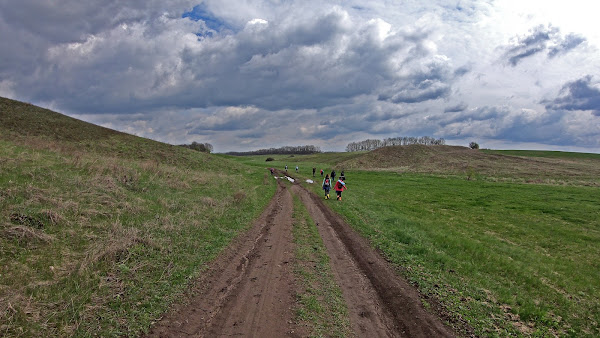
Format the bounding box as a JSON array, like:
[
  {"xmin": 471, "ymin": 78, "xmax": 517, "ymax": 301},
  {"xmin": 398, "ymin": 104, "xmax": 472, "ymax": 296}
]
[
  {"xmin": 282, "ymin": 165, "xmax": 348, "ymax": 201},
  {"xmin": 322, "ymin": 169, "xmax": 347, "ymax": 201}
]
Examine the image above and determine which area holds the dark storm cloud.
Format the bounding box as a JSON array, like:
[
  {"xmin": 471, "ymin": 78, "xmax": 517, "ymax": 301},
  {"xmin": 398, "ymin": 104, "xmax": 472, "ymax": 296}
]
[
  {"xmin": 380, "ymin": 81, "xmax": 451, "ymax": 103},
  {"xmin": 544, "ymin": 76, "xmax": 600, "ymax": 116},
  {"xmin": 444, "ymin": 103, "xmax": 468, "ymax": 113},
  {"xmin": 548, "ymin": 33, "xmax": 586, "ymax": 58},
  {"xmin": 1, "ymin": 3, "xmax": 466, "ymax": 116},
  {"xmin": 503, "ymin": 25, "xmax": 586, "ymax": 66},
  {"xmin": 377, "ymin": 55, "xmax": 456, "ymax": 104},
  {"xmin": 504, "ymin": 25, "xmax": 557, "ymax": 66},
  {"xmin": 0, "ymin": 0, "xmax": 195, "ymax": 43}
]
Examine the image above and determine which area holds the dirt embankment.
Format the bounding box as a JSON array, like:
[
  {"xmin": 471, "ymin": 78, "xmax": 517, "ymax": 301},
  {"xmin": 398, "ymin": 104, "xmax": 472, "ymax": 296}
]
[{"xmin": 147, "ymin": 174, "xmax": 454, "ymax": 337}]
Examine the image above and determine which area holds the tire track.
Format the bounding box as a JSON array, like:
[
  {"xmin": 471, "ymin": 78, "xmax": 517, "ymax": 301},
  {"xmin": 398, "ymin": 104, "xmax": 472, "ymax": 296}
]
[
  {"xmin": 146, "ymin": 181, "xmax": 298, "ymax": 337},
  {"xmin": 148, "ymin": 174, "xmax": 454, "ymax": 337},
  {"xmin": 291, "ymin": 183, "xmax": 454, "ymax": 337}
]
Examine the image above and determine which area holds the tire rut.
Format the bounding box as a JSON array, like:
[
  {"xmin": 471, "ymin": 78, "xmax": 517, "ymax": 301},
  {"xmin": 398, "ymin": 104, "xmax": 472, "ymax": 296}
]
[
  {"xmin": 146, "ymin": 181, "xmax": 298, "ymax": 337},
  {"xmin": 147, "ymin": 175, "xmax": 454, "ymax": 337},
  {"xmin": 290, "ymin": 182, "xmax": 454, "ymax": 338}
]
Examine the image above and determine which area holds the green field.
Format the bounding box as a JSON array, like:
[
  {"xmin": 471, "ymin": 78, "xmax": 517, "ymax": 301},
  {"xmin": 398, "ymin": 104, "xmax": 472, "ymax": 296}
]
[
  {"xmin": 2, "ymin": 96, "xmax": 600, "ymax": 336},
  {"xmin": 230, "ymin": 152, "xmax": 600, "ymax": 336}
]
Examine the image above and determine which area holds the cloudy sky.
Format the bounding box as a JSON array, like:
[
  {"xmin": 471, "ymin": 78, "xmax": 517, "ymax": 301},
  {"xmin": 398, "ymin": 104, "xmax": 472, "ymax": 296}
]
[{"xmin": 1, "ymin": 0, "xmax": 599, "ymax": 152}]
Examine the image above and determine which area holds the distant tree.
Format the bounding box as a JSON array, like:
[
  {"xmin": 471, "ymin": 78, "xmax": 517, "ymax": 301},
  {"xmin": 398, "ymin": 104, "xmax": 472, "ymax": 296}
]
[
  {"xmin": 469, "ymin": 142, "xmax": 479, "ymax": 149},
  {"xmin": 345, "ymin": 136, "xmax": 446, "ymax": 152},
  {"xmin": 225, "ymin": 145, "xmax": 321, "ymax": 156},
  {"xmin": 180, "ymin": 141, "xmax": 213, "ymax": 153}
]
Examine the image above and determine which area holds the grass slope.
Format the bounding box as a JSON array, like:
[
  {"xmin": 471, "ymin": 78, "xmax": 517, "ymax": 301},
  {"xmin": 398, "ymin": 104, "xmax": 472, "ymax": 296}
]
[{"xmin": 0, "ymin": 97, "xmax": 275, "ymax": 336}]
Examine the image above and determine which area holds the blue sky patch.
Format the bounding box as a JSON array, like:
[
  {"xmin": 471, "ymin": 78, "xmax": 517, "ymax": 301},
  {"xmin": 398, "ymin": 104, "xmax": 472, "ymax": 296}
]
[{"xmin": 182, "ymin": 3, "xmax": 231, "ymax": 32}]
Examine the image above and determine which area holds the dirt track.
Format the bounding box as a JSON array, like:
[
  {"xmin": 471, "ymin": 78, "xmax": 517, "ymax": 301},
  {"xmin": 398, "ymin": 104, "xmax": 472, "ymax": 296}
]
[{"xmin": 147, "ymin": 173, "xmax": 454, "ymax": 337}]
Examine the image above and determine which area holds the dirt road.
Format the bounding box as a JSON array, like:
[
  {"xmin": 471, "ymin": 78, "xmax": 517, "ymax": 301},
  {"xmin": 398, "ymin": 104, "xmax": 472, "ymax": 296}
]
[{"xmin": 147, "ymin": 174, "xmax": 454, "ymax": 337}]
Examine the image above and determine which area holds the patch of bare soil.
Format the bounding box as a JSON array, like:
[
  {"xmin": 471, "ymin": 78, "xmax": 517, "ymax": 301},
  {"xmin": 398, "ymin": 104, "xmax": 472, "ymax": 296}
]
[{"xmin": 147, "ymin": 173, "xmax": 455, "ymax": 337}]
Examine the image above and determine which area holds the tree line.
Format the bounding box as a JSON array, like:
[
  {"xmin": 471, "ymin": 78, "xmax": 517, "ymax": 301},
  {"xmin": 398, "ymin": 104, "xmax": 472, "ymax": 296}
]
[
  {"xmin": 179, "ymin": 141, "xmax": 214, "ymax": 153},
  {"xmin": 225, "ymin": 145, "xmax": 321, "ymax": 156},
  {"xmin": 345, "ymin": 136, "xmax": 445, "ymax": 152}
]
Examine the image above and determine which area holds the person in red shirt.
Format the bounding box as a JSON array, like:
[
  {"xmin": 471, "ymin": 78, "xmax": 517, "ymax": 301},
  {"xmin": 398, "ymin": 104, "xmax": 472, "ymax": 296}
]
[{"xmin": 334, "ymin": 177, "xmax": 347, "ymax": 201}]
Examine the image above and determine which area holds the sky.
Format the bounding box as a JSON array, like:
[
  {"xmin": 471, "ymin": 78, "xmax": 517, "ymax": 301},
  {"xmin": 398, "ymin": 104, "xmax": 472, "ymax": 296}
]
[{"xmin": 1, "ymin": 0, "xmax": 599, "ymax": 153}]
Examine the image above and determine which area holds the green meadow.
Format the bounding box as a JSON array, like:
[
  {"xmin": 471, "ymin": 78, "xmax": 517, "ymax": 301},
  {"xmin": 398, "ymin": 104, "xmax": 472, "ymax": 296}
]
[
  {"xmin": 232, "ymin": 152, "xmax": 600, "ymax": 336},
  {"xmin": 2, "ymin": 97, "xmax": 600, "ymax": 336}
]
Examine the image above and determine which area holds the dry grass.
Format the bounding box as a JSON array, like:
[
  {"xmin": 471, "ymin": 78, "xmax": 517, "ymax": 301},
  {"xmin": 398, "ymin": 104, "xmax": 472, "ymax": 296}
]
[
  {"xmin": 0, "ymin": 291, "xmax": 45, "ymax": 336},
  {"xmin": 1, "ymin": 225, "xmax": 54, "ymax": 244},
  {"xmin": 79, "ymin": 222, "xmax": 156, "ymax": 272}
]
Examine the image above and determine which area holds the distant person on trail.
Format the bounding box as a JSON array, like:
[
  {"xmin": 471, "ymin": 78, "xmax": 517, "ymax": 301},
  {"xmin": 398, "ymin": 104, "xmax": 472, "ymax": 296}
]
[
  {"xmin": 340, "ymin": 170, "xmax": 345, "ymax": 180},
  {"xmin": 285, "ymin": 165, "xmax": 288, "ymax": 172},
  {"xmin": 269, "ymin": 168, "xmax": 274, "ymax": 175},
  {"xmin": 334, "ymin": 177, "xmax": 347, "ymax": 201},
  {"xmin": 312, "ymin": 167, "xmax": 316, "ymax": 177},
  {"xmin": 320, "ymin": 169, "xmax": 324, "ymax": 177},
  {"xmin": 330, "ymin": 170, "xmax": 336, "ymax": 182},
  {"xmin": 295, "ymin": 165, "xmax": 299, "ymax": 173},
  {"xmin": 322, "ymin": 174, "xmax": 332, "ymax": 199}
]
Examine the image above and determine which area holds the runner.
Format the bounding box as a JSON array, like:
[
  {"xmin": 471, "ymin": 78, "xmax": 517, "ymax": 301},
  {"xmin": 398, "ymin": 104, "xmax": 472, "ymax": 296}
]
[
  {"xmin": 322, "ymin": 174, "xmax": 332, "ymax": 199},
  {"xmin": 320, "ymin": 169, "xmax": 324, "ymax": 177},
  {"xmin": 334, "ymin": 177, "xmax": 347, "ymax": 201},
  {"xmin": 330, "ymin": 170, "xmax": 336, "ymax": 182},
  {"xmin": 285, "ymin": 165, "xmax": 288, "ymax": 172},
  {"xmin": 312, "ymin": 167, "xmax": 316, "ymax": 177},
  {"xmin": 295, "ymin": 165, "xmax": 299, "ymax": 173}
]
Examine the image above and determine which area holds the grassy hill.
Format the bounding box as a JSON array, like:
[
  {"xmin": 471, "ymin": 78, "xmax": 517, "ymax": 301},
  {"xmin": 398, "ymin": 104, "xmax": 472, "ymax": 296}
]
[
  {"xmin": 336, "ymin": 144, "xmax": 600, "ymax": 185},
  {"xmin": 0, "ymin": 97, "xmax": 275, "ymax": 336}
]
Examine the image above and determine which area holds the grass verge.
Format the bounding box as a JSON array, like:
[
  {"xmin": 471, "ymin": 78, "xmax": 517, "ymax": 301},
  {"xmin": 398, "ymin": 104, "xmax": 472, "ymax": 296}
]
[{"xmin": 290, "ymin": 192, "xmax": 351, "ymax": 337}]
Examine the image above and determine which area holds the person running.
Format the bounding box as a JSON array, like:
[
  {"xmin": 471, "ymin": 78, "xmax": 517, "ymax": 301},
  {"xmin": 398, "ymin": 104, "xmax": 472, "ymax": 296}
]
[
  {"xmin": 334, "ymin": 177, "xmax": 347, "ymax": 201},
  {"xmin": 295, "ymin": 165, "xmax": 299, "ymax": 173},
  {"xmin": 320, "ymin": 169, "xmax": 324, "ymax": 177},
  {"xmin": 340, "ymin": 170, "xmax": 345, "ymax": 180},
  {"xmin": 322, "ymin": 174, "xmax": 332, "ymax": 199},
  {"xmin": 330, "ymin": 170, "xmax": 336, "ymax": 182},
  {"xmin": 312, "ymin": 167, "xmax": 316, "ymax": 177},
  {"xmin": 285, "ymin": 165, "xmax": 288, "ymax": 172}
]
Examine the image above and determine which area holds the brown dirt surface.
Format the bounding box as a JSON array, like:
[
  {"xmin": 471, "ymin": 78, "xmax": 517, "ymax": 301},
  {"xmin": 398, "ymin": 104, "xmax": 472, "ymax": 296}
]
[
  {"xmin": 146, "ymin": 181, "xmax": 300, "ymax": 337},
  {"xmin": 147, "ymin": 173, "xmax": 455, "ymax": 337}
]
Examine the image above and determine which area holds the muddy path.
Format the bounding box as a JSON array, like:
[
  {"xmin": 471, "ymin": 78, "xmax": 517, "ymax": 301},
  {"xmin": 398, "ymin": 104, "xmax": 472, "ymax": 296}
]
[{"xmin": 147, "ymin": 174, "xmax": 454, "ymax": 337}]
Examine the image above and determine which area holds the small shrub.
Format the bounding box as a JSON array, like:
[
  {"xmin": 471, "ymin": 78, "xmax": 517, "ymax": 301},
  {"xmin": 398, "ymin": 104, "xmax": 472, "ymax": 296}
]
[
  {"xmin": 469, "ymin": 142, "xmax": 480, "ymax": 149},
  {"xmin": 233, "ymin": 191, "xmax": 246, "ymax": 203},
  {"xmin": 266, "ymin": 157, "xmax": 275, "ymax": 162}
]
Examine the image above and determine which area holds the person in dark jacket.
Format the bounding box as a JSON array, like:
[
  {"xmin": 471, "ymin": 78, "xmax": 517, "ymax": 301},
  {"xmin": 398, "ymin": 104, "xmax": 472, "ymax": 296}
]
[
  {"xmin": 322, "ymin": 174, "xmax": 332, "ymax": 199},
  {"xmin": 330, "ymin": 170, "xmax": 336, "ymax": 182}
]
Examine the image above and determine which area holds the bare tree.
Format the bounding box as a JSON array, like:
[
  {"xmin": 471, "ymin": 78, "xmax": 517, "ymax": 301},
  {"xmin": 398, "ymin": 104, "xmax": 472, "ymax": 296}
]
[{"xmin": 346, "ymin": 136, "xmax": 446, "ymax": 152}]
